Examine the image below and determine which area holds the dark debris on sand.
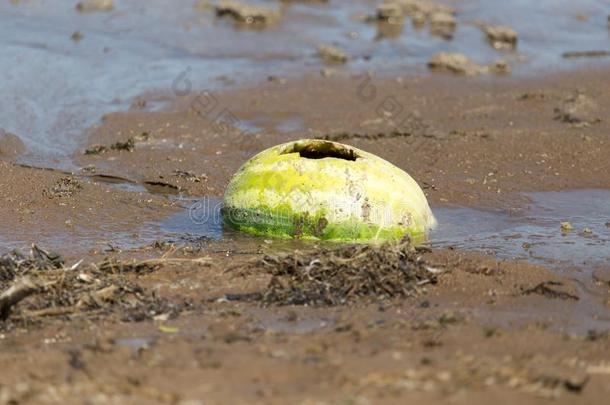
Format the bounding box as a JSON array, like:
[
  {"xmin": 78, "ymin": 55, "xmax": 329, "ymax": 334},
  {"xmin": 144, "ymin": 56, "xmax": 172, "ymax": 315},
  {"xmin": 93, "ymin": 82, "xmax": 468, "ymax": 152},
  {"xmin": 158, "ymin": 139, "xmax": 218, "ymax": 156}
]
[
  {"xmin": 236, "ymin": 238, "xmax": 446, "ymax": 306},
  {"xmin": 43, "ymin": 176, "xmax": 83, "ymax": 199},
  {"xmin": 84, "ymin": 137, "xmax": 136, "ymax": 155},
  {"xmin": 0, "ymin": 246, "xmax": 194, "ymax": 327}
]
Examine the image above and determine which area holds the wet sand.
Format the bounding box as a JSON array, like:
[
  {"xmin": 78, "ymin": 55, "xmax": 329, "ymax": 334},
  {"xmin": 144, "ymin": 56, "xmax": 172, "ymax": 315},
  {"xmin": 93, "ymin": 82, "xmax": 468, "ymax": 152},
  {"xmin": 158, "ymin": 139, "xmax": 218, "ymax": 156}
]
[
  {"xmin": 2, "ymin": 0, "xmax": 610, "ymax": 403},
  {"xmin": 1, "ymin": 68, "xmax": 609, "ymax": 403}
]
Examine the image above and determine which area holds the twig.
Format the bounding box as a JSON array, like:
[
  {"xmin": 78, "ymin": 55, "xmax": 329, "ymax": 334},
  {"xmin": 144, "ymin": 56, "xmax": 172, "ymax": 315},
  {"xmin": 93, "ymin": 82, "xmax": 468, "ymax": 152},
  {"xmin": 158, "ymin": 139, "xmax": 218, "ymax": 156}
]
[{"xmin": 0, "ymin": 276, "xmax": 40, "ymax": 320}]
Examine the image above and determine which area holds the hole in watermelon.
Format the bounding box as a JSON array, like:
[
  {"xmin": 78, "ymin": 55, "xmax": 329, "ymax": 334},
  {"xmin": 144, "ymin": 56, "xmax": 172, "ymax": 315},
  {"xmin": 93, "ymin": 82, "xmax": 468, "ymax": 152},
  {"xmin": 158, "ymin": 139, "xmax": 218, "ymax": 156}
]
[{"xmin": 285, "ymin": 140, "xmax": 359, "ymax": 161}]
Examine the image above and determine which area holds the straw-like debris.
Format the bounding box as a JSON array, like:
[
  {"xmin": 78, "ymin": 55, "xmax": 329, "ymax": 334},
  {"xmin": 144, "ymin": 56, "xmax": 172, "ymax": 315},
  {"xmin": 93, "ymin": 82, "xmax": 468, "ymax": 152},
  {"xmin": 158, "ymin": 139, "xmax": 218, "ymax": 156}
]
[
  {"xmin": 0, "ymin": 277, "xmax": 40, "ymax": 320},
  {"xmin": 0, "ymin": 245, "xmax": 64, "ymax": 278},
  {"xmin": 374, "ymin": 3, "xmax": 404, "ymax": 22},
  {"xmin": 95, "ymin": 256, "xmax": 211, "ymax": 275},
  {"xmin": 0, "ymin": 246, "xmax": 209, "ymax": 325},
  {"xmin": 317, "ymin": 45, "xmax": 349, "ymax": 64},
  {"xmin": 239, "ymin": 238, "xmax": 445, "ymax": 306}
]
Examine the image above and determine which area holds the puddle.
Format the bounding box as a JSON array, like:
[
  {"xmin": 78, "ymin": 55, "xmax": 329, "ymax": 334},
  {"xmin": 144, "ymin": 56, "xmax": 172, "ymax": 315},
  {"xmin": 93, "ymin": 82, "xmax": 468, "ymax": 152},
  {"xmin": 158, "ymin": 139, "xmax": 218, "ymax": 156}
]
[
  {"xmin": 160, "ymin": 197, "xmax": 225, "ymax": 241},
  {"xmin": 1, "ymin": 0, "xmax": 609, "ymax": 167},
  {"xmin": 2, "ymin": 187, "xmax": 608, "ymax": 270},
  {"xmin": 150, "ymin": 190, "xmax": 610, "ymax": 270},
  {"xmin": 431, "ymin": 189, "xmax": 610, "ymax": 268},
  {"xmin": 87, "ymin": 174, "xmax": 149, "ymax": 193},
  {"xmin": 152, "ymin": 189, "xmax": 610, "ymax": 270}
]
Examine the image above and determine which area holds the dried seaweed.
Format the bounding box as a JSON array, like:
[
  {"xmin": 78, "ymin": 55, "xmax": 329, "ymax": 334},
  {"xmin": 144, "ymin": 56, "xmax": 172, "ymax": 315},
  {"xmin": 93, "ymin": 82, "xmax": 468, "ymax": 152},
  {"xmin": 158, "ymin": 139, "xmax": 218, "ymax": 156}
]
[
  {"xmin": 244, "ymin": 238, "xmax": 445, "ymax": 306},
  {"xmin": 0, "ymin": 246, "xmax": 208, "ymax": 326}
]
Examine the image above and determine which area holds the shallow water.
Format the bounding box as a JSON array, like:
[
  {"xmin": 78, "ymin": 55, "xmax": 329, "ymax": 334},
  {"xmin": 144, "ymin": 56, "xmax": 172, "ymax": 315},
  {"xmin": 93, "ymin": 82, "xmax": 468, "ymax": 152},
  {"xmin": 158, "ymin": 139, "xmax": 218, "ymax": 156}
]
[
  {"xmin": 156, "ymin": 189, "xmax": 610, "ymax": 269},
  {"xmin": 2, "ymin": 189, "xmax": 609, "ymax": 271},
  {"xmin": 431, "ymin": 189, "xmax": 610, "ymax": 268},
  {"xmin": 1, "ymin": 0, "xmax": 609, "ymax": 164}
]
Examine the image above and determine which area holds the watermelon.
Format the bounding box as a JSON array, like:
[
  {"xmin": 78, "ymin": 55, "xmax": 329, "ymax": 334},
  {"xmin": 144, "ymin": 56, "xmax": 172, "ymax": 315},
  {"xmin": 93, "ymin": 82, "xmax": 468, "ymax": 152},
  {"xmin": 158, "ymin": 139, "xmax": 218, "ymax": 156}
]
[{"xmin": 222, "ymin": 139, "xmax": 436, "ymax": 243}]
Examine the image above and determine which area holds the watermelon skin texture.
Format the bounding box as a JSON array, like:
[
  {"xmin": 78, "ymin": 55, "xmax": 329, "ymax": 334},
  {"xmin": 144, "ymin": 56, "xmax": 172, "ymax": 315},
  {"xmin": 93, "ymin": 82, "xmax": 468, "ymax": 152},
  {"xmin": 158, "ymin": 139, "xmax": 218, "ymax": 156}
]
[{"xmin": 222, "ymin": 139, "xmax": 436, "ymax": 243}]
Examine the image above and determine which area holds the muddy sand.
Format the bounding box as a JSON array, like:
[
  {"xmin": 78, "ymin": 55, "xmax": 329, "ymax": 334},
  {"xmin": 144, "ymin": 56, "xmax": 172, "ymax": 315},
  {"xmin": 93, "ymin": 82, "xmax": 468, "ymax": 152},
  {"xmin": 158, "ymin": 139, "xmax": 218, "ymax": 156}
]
[
  {"xmin": 3, "ymin": 2, "xmax": 610, "ymax": 401},
  {"xmin": 0, "ymin": 65, "xmax": 608, "ymax": 404}
]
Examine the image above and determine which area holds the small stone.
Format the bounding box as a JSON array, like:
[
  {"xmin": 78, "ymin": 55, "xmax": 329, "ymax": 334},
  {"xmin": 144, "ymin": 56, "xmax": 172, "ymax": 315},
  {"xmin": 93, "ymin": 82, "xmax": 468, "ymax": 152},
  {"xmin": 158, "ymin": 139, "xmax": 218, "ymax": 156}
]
[
  {"xmin": 75, "ymin": 0, "xmax": 114, "ymax": 12},
  {"xmin": 267, "ymin": 75, "xmax": 287, "ymax": 84},
  {"xmin": 398, "ymin": 0, "xmax": 454, "ymax": 17},
  {"xmin": 428, "ymin": 11, "xmax": 456, "ymax": 39},
  {"xmin": 429, "ymin": 12, "xmax": 456, "ymax": 27},
  {"xmin": 71, "ymin": 31, "xmax": 83, "ymax": 42},
  {"xmin": 427, "ymin": 52, "xmax": 484, "ymax": 75},
  {"xmin": 376, "ymin": 2, "xmax": 403, "ymax": 21},
  {"xmin": 317, "ymin": 45, "xmax": 348, "ymax": 64},
  {"xmin": 483, "ymin": 25, "xmax": 518, "ymax": 49},
  {"xmin": 488, "ymin": 59, "xmax": 510, "ymax": 74},
  {"xmin": 215, "ymin": 0, "xmax": 279, "ymax": 25}
]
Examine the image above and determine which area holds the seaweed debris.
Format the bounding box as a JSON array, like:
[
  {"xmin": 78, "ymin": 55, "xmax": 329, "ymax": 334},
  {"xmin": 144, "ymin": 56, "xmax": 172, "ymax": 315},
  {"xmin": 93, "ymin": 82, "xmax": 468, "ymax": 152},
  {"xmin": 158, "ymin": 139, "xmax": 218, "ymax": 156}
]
[
  {"xmin": 0, "ymin": 246, "xmax": 209, "ymax": 325},
  {"xmin": 84, "ymin": 137, "xmax": 136, "ymax": 155},
  {"xmin": 238, "ymin": 238, "xmax": 446, "ymax": 306}
]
